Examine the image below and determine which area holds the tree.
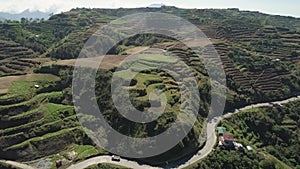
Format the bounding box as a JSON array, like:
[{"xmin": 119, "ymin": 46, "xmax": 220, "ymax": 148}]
[
  {"xmin": 260, "ymin": 159, "xmax": 276, "ymax": 169},
  {"xmin": 291, "ymin": 51, "xmax": 298, "ymax": 57},
  {"xmin": 21, "ymin": 17, "xmax": 27, "ymax": 24}
]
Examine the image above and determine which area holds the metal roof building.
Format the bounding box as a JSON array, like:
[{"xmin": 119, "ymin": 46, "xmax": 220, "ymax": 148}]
[{"xmin": 217, "ymin": 127, "xmax": 227, "ymax": 135}]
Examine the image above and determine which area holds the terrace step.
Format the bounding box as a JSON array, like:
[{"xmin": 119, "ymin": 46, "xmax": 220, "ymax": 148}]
[
  {"xmin": 0, "ymin": 105, "xmax": 46, "ymax": 130},
  {"xmin": 5, "ymin": 127, "xmax": 80, "ymax": 151},
  {"xmin": 1, "ymin": 115, "xmax": 77, "ymax": 148},
  {"xmin": 10, "ymin": 60, "xmax": 35, "ymax": 67},
  {"xmin": 0, "ymin": 66, "xmax": 17, "ymax": 73},
  {"xmin": 5, "ymin": 64, "xmax": 27, "ymax": 71}
]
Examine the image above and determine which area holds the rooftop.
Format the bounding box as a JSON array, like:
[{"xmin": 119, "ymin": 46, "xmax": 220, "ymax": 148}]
[
  {"xmin": 223, "ymin": 133, "xmax": 234, "ymax": 141},
  {"xmin": 217, "ymin": 127, "xmax": 227, "ymax": 134}
]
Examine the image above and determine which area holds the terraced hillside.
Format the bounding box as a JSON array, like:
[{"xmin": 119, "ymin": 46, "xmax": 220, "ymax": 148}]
[
  {"xmin": 0, "ymin": 40, "xmax": 37, "ymax": 76},
  {"xmin": 0, "ymin": 7, "xmax": 299, "ymax": 168},
  {"xmin": 152, "ymin": 39, "xmax": 298, "ymax": 108},
  {"xmin": 0, "ymin": 52, "xmax": 106, "ymax": 164},
  {"xmin": 0, "ymin": 59, "xmax": 38, "ymax": 76},
  {"xmin": 0, "ymin": 71, "xmax": 109, "ymax": 168},
  {"xmin": 0, "ymin": 40, "xmax": 35, "ymax": 59},
  {"xmin": 0, "ymin": 74, "xmax": 64, "ymax": 159},
  {"xmin": 115, "ymin": 50, "xmax": 197, "ymax": 118},
  {"xmin": 78, "ymin": 50, "xmax": 209, "ymax": 164}
]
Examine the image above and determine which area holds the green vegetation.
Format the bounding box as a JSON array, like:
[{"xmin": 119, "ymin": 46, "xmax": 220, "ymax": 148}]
[
  {"xmin": 2, "ymin": 102, "xmax": 72, "ymax": 128},
  {"xmin": 7, "ymin": 127, "xmax": 79, "ymax": 150},
  {"xmin": 0, "ymin": 81, "xmax": 37, "ymax": 102},
  {"xmin": 0, "ymin": 7, "xmax": 299, "ymax": 168},
  {"xmin": 220, "ymin": 101, "xmax": 300, "ymax": 168},
  {"xmin": 187, "ymin": 100, "xmax": 300, "ymax": 169},
  {"xmin": 71, "ymin": 145, "xmax": 107, "ymax": 161},
  {"xmin": 0, "ymin": 74, "xmax": 60, "ymax": 102},
  {"xmin": 261, "ymin": 153, "xmax": 292, "ymax": 169},
  {"xmin": 185, "ymin": 149, "xmax": 261, "ymax": 169},
  {"xmin": 0, "ymin": 68, "xmax": 95, "ymax": 161},
  {"xmin": 184, "ymin": 148, "xmax": 293, "ymax": 169}
]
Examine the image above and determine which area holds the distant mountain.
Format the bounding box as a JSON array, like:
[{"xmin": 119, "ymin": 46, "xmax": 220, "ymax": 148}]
[
  {"xmin": 148, "ymin": 3, "xmax": 166, "ymax": 8},
  {"xmin": 0, "ymin": 9, "xmax": 51, "ymax": 21}
]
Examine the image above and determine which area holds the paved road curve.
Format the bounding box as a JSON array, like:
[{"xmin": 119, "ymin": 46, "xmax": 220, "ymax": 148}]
[
  {"xmin": 2, "ymin": 96, "xmax": 300, "ymax": 169},
  {"xmin": 0, "ymin": 160, "xmax": 36, "ymax": 169},
  {"xmin": 67, "ymin": 155, "xmax": 160, "ymax": 169},
  {"xmin": 67, "ymin": 95, "xmax": 300, "ymax": 169}
]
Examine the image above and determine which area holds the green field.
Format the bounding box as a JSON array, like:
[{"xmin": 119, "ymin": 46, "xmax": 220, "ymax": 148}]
[{"xmin": 0, "ymin": 74, "xmax": 60, "ymax": 102}]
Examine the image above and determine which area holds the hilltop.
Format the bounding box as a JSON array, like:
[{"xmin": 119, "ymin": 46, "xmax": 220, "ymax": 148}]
[{"xmin": 148, "ymin": 4, "xmax": 166, "ymax": 8}]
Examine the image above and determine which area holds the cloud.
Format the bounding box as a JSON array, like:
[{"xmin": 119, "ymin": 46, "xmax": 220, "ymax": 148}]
[
  {"xmin": 0, "ymin": 0, "xmax": 117, "ymax": 13},
  {"xmin": 0, "ymin": 0, "xmax": 142, "ymax": 13}
]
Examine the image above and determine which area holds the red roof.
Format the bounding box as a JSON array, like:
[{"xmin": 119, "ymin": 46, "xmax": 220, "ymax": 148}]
[{"xmin": 223, "ymin": 133, "xmax": 234, "ymax": 141}]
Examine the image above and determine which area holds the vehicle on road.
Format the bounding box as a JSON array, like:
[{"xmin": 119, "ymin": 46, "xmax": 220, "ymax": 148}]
[{"xmin": 112, "ymin": 155, "xmax": 121, "ymax": 161}]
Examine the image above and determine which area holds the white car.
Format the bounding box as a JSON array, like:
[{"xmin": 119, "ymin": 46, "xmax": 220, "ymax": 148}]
[{"xmin": 112, "ymin": 155, "xmax": 121, "ymax": 161}]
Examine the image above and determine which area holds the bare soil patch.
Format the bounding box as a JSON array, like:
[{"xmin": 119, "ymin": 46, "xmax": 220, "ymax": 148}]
[
  {"xmin": 125, "ymin": 46, "xmax": 149, "ymax": 55},
  {"xmin": 44, "ymin": 55, "xmax": 134, "ymax": 70}
]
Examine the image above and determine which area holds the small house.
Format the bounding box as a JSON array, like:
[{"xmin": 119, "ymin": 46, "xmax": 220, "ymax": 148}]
[
  {"xmin": 222, "ymin": 133, "xmax": 235, "ymax": 149},
  {"xmin": 224, "ymin": 133, "xmax": 234, "ymax": 140},
  {"xmin": 217, "ymin": 127, "xmax": 227, "ymax": 136}
]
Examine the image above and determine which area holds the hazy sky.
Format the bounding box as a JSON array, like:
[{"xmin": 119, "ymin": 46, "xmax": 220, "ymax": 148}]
[{"xmin": 0, "ymin": 0, "xmax": 299, "ymax": 17}]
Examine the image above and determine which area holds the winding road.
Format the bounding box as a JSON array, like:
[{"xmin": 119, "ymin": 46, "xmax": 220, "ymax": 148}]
[
  {"xmin": 0, "ymin": 160, "xmax": 36, "ymax": 169},
  {"xmin": 1, "ymin": 95, "xmax": 300, "ymax": 169}
]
